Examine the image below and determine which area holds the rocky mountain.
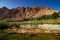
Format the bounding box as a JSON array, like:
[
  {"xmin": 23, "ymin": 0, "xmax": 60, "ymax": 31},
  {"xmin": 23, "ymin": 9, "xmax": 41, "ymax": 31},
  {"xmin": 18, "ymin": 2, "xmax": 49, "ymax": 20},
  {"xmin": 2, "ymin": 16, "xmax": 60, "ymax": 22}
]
[{"xmin": 0, "ymin": 6, "xmax": 59, "ymax": 21}]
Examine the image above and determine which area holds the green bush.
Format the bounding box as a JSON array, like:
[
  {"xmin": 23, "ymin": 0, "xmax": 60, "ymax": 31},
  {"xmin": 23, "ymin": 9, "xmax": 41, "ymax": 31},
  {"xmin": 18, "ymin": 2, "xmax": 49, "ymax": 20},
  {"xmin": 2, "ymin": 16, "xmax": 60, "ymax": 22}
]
[
  {"xmin": 52, "ymin": 12, "xmax": 59, "ymax": 19},
  {"xmin": 0, "ymin": 21, "xmax": 10, "ymax": 30}
]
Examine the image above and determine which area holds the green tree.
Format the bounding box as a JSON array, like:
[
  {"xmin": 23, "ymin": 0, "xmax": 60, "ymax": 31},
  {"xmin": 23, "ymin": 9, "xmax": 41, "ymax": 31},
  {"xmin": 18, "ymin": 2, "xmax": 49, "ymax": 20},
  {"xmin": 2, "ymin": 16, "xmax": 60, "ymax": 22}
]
[{"xmin": 52, "ymin": 12, "xmax": 59, "ymax": 19}]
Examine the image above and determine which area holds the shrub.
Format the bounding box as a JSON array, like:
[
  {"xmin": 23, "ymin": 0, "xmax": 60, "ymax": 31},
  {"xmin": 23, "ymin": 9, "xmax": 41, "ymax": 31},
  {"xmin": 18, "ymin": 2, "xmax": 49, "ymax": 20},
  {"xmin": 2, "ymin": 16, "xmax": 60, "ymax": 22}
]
[{"xmin": 0, "ymin": 21, "xmax": 9, "ymax": 30}]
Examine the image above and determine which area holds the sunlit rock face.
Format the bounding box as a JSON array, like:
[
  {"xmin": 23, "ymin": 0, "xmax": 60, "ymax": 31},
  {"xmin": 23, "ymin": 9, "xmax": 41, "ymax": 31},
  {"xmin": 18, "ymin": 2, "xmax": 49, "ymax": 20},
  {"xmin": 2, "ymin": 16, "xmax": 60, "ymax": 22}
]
[
  {"xmin": 4, "ymin": 24, "xmax": 60, "ymax": 34},
  {"xmin": 0, "ymin": 6, "xmax": 58, "ymax": 21}
]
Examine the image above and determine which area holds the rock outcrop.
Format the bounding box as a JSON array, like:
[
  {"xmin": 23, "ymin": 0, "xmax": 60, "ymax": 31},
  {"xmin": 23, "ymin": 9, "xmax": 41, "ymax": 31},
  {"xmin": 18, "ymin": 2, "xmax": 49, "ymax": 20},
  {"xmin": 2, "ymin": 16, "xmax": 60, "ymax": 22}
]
[{"xmin": 0, "ymin": 6, "xmax": 58, "ymax": 21}]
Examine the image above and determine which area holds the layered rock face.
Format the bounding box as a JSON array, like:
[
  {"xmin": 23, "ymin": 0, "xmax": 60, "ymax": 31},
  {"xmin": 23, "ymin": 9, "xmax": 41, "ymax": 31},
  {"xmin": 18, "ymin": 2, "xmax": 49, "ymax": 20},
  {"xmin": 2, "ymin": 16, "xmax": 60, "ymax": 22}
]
[{"xmin": 0, "ymin": 6, "xmax": 58, "ymax": 21}]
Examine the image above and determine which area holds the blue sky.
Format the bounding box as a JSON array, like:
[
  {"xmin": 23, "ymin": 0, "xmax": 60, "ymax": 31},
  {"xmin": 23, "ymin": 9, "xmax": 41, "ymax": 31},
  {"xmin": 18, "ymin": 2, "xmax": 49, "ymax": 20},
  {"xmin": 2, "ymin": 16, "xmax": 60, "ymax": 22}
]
[{"xmin": 0, "ymin": 0, "xmax": 60, "ymax": 10}]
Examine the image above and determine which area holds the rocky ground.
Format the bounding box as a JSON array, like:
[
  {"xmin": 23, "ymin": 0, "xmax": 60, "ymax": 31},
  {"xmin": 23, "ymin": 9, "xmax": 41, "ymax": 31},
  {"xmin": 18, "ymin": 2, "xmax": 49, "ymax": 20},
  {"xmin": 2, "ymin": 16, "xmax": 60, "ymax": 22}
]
[{"xmin": 4, "ymin": 24, "xmax": 60, "ymax": 34}]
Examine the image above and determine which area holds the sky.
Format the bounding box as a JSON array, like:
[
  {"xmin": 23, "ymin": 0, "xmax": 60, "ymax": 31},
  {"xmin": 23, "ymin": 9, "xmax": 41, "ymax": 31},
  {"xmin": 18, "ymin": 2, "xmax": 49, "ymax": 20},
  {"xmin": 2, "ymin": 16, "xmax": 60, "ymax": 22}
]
[{"xmin": 0, "ymin": 0, "xmax": 60, "ymax": 10}]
